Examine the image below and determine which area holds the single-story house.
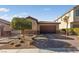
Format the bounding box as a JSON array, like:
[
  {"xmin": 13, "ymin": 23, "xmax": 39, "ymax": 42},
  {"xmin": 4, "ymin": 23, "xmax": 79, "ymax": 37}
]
[{"xmin": 22, "ymin": 16, "xmax": 60, "ymax": 34}]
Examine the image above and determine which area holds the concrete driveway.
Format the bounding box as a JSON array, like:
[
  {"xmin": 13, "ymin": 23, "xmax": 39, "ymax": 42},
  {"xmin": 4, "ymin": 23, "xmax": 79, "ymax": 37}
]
[
  {"xmin": 30, "ymin": 34, "xmax": 79, "ymax": 52},
  {"xmin": 46, "ymin": 34, "xmax": 79, "ymax": 48}
]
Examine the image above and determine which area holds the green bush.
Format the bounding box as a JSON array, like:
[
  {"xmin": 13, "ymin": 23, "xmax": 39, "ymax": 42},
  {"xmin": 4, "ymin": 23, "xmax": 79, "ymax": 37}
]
[
  {"xmin": 73, "ymin": 28, "xmax": 79, "ymax": 35},
  {"xmin": 68, "ymin": 28, "xmax": 77, "ymax": 35},
  {"xmin": 60, "ymin": 29, "xmax": 66, "ymax": 34},
  {"xmin": 61, "ymin": 29, "xmax": 66, "ymax": 32},
  {"xmin": 60, "ymin": 28, "xmax": 79, "ymax": 35}
]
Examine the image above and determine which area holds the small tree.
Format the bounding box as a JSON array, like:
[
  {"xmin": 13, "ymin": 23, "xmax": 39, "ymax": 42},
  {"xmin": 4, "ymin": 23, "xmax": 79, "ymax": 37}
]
[
  {"xmin": 11, "ymin": 17, "xmax": 32, "ymax": 40},
  {"xmin": 63, "ymin": 16, "xmax": 69, "ymax": 38}
]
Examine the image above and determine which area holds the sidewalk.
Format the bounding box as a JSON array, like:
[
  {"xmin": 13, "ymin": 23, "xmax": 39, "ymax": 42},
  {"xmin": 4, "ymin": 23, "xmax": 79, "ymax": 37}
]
[{"xmin": 0, "ymin": 48, "xmax": 79, "ymax": 53}]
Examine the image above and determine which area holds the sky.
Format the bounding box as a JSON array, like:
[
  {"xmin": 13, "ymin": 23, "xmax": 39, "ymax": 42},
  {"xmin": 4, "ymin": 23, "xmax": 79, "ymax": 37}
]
[{"xmin": 0, "ymin": 5, "xmax": 75, "ymax": 21}]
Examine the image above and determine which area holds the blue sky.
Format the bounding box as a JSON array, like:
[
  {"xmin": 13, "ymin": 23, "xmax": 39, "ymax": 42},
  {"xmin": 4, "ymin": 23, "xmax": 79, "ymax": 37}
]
[{"xmin": 0, "ymin": 5, "xmax": 75, "ymax": 21}]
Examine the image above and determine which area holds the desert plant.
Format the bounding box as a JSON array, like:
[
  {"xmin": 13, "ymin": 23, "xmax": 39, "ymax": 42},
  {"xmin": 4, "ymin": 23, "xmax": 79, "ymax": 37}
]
[
  {"xmin": 10, "ymin": 43, "xmax": 15, "ymax": 45},
  {"xmin": 18, "ymin": 37, "xmax": 21, "ymax": 40},
  {"xmin": 20, "ymin": 40, "xmax": 24, "ymax": 43},
  {"xmin": 15, "ymin": 44, "xmax": 21, "ymax": 47}
]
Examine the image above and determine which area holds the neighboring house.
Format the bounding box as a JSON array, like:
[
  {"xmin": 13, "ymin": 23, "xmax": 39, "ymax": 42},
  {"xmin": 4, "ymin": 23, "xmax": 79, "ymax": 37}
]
[
  {"xmin": 0, "ymin": 19, "xmax": 11, "ymax": 36},
  {"xmin": 55, "ymin": 5, "xmax": 79, "ymax": 29},
  {"xmin": 23, "ymin": 16, "xmax": 60, "ymax": 34}
]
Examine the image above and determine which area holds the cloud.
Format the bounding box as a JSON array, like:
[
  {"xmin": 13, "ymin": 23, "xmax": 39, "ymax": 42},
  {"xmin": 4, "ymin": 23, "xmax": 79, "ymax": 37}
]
[
  {"xmin": 12, "ymin": 12, "xmax": 29, "ymax": 18},
  {"xmin": 0, "ymin": 12, "xmax": 29, "ymax": 21},
  {"xmin": 0, "ymin": 8, "xmax": 10, "ymax": 12}
]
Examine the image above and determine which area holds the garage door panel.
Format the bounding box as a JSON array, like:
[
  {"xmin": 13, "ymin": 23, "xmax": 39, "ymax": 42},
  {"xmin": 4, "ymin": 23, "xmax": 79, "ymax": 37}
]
[{"xmin": 40, "ymin": 25, "xmax": 56, "ymax": 34}]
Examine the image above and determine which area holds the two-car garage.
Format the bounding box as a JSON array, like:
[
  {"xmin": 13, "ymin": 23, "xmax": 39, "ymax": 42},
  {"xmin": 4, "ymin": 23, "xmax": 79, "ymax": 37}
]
[
  {"xmin": 40, "ymin": 25, "xmax": 56, "ymax": 34},
  {"xmin": 39, "ymin": 22, "xmax": 59, "ymax": 34}
]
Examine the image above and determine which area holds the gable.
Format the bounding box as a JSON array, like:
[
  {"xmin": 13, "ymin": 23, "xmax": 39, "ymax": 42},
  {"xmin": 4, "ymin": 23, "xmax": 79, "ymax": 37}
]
[
  {"xmin": 26, "ymin": 16, "xmax": 38, "ymax": 23},
  {"xmin": 25, "ymin": 16, "xmax": 38, "ymax": 30}
]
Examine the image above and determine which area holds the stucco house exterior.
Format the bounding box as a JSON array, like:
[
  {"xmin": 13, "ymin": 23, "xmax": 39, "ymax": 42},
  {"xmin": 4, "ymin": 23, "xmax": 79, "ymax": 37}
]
[
  {"xmin": 0, "ymin": 19, "xmax": 11, "ymax": 36},
  {"xmin": 55, "ymin": 5, "xmax": 79, "ymax": 29},
  {"xmin": 23, "ymin": 16, "xmax": 60, "ymax": 34}
]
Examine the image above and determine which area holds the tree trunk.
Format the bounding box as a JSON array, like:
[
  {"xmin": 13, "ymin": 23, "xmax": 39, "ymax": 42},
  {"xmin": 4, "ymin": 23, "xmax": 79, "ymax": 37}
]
[
  {"xmin": 66, "ymin": 22, "xmax": 68, "ymax": 39},
  {"xmin": 21, "ymin": 30, "xmax": 25, "ymax": 41}
]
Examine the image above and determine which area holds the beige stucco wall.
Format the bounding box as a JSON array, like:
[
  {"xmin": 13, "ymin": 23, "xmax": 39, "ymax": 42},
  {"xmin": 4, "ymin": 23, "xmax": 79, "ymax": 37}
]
[
  {"xmin": 56, "ymin": 10, "xmax": 74, "ymax": 29},
  {"xmin": 32, "ymin": 20, "xmax": 38, "ymax": 31},
  {"xmin": 37, "ymin": 24, "xmax": 40, "ymax": 32},
  {"xmin": 0, "ymin": 21, "xmax": 11, "ymax": 31},
  {"xmin": 4, "ymin": 25, "xmax": 11, "ymax": 31}
]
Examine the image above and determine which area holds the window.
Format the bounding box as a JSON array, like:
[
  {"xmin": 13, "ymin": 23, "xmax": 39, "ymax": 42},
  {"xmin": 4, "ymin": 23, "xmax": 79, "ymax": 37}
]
[{"xmin": 76, "ymin": 9, "xmax": 79, "ymax": 16}]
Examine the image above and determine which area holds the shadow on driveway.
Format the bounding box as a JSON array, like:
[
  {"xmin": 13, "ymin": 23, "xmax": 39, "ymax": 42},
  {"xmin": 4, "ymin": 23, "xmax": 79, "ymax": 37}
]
[{"xmin": 33, "ymin": 39, "xmax": 79, "ymax": 52}]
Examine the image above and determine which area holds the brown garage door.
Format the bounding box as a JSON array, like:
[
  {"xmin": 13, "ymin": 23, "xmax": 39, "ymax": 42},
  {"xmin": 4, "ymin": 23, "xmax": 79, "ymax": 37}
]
[{"xmin": 40, "ymin": 25, "xmax": 56, "ymax": 34}]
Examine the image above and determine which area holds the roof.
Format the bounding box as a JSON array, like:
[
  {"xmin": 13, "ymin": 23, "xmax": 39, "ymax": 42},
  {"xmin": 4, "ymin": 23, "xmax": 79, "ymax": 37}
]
[
  {"xmin": 55, "ymin": 5, "xmax": 79, "ymax": 22},
  {"xmin": 0, "ymin": 18, "xmax": 10, "ymax": 25},
  {"xmin": 25, "ymin": 16, "xmax": 60, "ymax": 24},
  {"xmin": 38, "ymin": 21, "xmax": 60, "ymax": 24},
  {"xmin": 26, "ymin": 16, "xmax": 38, "ymax": 23}
]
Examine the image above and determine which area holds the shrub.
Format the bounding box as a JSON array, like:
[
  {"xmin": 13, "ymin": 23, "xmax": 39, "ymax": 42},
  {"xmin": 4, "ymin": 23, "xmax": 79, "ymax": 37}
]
[
  {"xmin": 73, "ymin": 28, "xmax": 79, "ymax": 35},
  {"xmin": 18, "ymin": 38, "xmax": 21, "ymax": 40},
  {"xmin": 10, "ymin": 43, "xmax": 14, "ymax": 45},
  {"xmin": 61, "ymin": 29, "xmax": 66, "ymax": 32},
  {"xmin": 15, "ymin": 44, "xmax": 21, "ymax": 47},
  {"xmin": 60, "ymin": 29, "xmax": 66, "ymax": 34},
  {"xmin": 20, "ymin": 40, "xmax": 24, "ymax": 43},
  {"xmin": 30, "ymin": 42, "xmax": 33, "ymax": 45},
  {"xmin": 67, "ymin": 28, "xmax": 75, "ymax": 35},
  {"xmin": 60, "ymin": 28, "xmax": 79, "ymax": 35}
]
